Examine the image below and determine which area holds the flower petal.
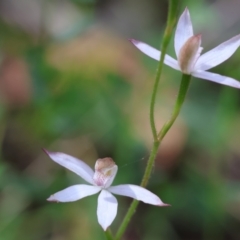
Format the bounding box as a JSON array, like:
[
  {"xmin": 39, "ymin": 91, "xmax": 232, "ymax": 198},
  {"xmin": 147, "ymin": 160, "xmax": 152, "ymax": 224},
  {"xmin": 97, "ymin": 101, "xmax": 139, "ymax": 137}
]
[
  {"xmin": 47, "ymin": 184, "xmax": 101, "ymax": 202},
  {"xmin": 108, "ymin": 184, "xmax": 169, "ymax": 206},
  {"xmin": 104, "ymin": 164, "xmax": 118, "ymax": 188},
  {"xmin": 44, "ymin": 150, "xmax": 94, "ymax": 184},
  {"xmin": 192, "ymin": 71, "xmax": 240, "ymax": 88},
  {"xmin": 129, "ymin": 39, "xmax": 180, "ymax": 70},
  {"xmin": 194, "ymin": 34, "xmax": 240, "ymax": 71},
  {"xmin": 97, "ymin": 190, "xmax": 118, "ymax": 231},
  {"xmin": 174, "ymin": 8, "xmax": 194, "ymax": 57}
]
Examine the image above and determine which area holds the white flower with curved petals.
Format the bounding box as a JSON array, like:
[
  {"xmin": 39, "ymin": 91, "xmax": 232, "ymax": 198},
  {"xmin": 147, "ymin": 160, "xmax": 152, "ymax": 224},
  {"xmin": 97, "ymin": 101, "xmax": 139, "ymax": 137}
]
[
  {"xmin": 45, "ymin": 150, "xmax": 169, "ymax": 231},
  {"xmin": 130, "ymin": 8, "xmax": 240, "ymax": 89}
]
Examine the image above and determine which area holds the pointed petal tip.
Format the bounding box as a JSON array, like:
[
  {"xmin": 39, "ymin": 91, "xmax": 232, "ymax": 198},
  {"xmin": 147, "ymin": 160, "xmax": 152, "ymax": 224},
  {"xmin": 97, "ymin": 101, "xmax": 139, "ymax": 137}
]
[
  {"xmin": 183, "ymin": 7, "xmax": 190, "ymax": 15},
  {"xmin": 102, "ymin": 226, "xmax": 108, "ymax": 231},
  {"xmin": 99, "ymin": 222, "xmax": 110, "ymax": 231},
  {"xmin": 47, "ymin": 195, "xmax": 58, "ymax": 202},
  {"xmin": 42, "ymin": 148, "xmax": 50, "ymax": 155},
  {"xmin": 129, "ymin": 38, "xmax": 139, "ymax": 45},
  {"xmin": 158, "ymin": 203, "xmax": 171, "ymax": 207},
  {"xmin": 42, "ymin": 149, "xmax": 62, "ymax": 157},
  {"xmin": 182, "ymin": 7, "xmax": 191, "ymax": 21},
  {"xmin": 42, "ymin": 148, "xmax": 56, "ymax": 156}
]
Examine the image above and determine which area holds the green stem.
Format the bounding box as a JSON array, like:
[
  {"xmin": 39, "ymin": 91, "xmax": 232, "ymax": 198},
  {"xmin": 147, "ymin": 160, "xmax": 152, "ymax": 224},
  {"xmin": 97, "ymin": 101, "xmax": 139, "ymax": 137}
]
[
  {"xmin": 115, "ymin": 141, "xmax": 160, "ymax": 240},
  {"xmin": 140, "ymin": 141, "xmax": 160, "ymax": 187},
  {"xmin": 115, "ymin": 74, "xmax": 190, "ymax": 240},
  {"xmin": 115, "ymin": 1, "xmax": 179, "ymax": 239},
  {"xmin": 158, "ymin": 74, "xmax": 191, "ymax": 140},
  {"xmin": 115, "ymin": 199, "xmax": 138, "ymax": 240},
  {"xmin": 104, "ymin": 228, "xmax": 114, "ymax": 240},
  {"xmin": 150, "ymin": 0, "xmax": 179, "ymax": 141}
]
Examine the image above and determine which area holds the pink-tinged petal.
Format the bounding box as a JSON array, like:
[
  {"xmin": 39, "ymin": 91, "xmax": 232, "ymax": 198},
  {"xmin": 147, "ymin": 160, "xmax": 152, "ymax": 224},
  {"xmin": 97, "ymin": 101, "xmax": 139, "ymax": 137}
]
[
  {"xmin": 97, "ymin": 190, "xmax": 118, "ymax": 231},
  {"xmin": 178, "ymin": 34, "xmax": 202, "ymax": 74},
  {"xmin": 44, "ymin": 150, "xmax": 94, "ymax": 184},
  {"xmin": 93, "ymin": 158, "xmax": 118, "ymax": 188},
  {"xmin": 192, "ymin": 71, "xmax": 240, "ymax": 88},
  {"xmin": 129, "ymin": 39, "xmax": 180, "ymax": 70},
  {"xmin": 174, "ymin": 8, "xmax": 194, "ymax": 57},
  {"xmin": 108, "ymin": 184, "xmax": 169, "ymax": 206},
  {"xmin": 47, "ymin": 184, "xmax": 101, "ymax": 202},
  {"xmin": 195, "ymin": 34, "xmax": 240, "ymax": 71},
  {"xmin": 104, "ymin": 164, "xmax": 117, "ymax": 188}
]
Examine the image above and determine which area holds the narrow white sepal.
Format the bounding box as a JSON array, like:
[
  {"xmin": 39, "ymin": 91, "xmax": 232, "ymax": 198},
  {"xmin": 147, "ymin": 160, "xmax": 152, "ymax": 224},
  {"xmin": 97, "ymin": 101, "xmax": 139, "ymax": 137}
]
[
  {"xmin": 97, "ymin": 190, "xmax": 118, "ymax": 231},
  {"xmin": 174, "ymin": 8, "xmax": 194, "ymax": 57},
  {"xmin": 44, "ymin": 150, "xmax": 95, "ymax": 184},
  {"xmin": 129, "ymin": 39, "xmax": 180, "ymax": 70},
  {"xmin": 194, "ymin": 34, "xmax": 240, "ymax": 71},
  {"xmin": 47, "ymin": 184, "xmax": 101, "ymax": 202},
  {"xmin": 192, "ymin": 71, "xmax": 240, "ymax": 88},
  {"xmin": 108, "ymin": 184, "xmax": 170, "ymax": 206}
]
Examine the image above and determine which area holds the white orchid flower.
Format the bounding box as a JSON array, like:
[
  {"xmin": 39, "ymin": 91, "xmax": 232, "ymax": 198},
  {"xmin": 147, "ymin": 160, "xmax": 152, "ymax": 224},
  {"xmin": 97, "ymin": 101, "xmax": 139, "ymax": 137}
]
[
  {"xmin": 45, "ymin": 150, "xmax": 169, "ymax": 230},
  {"xmin": 130, "ymin": 8, "xmax": 240, "ymax": 89}
]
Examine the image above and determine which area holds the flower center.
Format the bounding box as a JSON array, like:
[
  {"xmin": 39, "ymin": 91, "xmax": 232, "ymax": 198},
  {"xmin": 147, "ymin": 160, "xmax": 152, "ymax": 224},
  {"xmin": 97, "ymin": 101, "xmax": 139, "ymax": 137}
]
[
  {"xmin": 93, "ymin": 158, "xmax": 118, "ymax": 188},
  {"xmin": 178, "ymin": 34, "xmax": 202, "ymax": 74}
]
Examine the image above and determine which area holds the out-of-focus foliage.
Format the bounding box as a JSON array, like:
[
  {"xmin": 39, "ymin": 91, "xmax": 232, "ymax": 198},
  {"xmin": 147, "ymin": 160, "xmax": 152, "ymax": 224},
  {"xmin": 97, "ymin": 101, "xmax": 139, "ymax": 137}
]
[{"xmin": 1, "ymin": 0, "xmax": 240, "ymax": 239}]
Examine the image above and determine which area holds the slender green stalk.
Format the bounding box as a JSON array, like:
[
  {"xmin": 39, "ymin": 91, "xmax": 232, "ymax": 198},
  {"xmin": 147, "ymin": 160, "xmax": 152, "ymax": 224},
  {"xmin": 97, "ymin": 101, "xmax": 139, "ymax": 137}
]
[
  {"xmin": 158, "ymin": 74, "xmax": 191, "ymax": 140},
  {"xmin": 115, "ymin": 199, "xmax": 138, "ymax": 240},
  {"xmin": 105, "ymin": 228, "xmax": 114, "ymax": 240},
  {"xmin": 140, "ymin": 141, "xmax": 160, "ymax": 187},
  {"xmin": 150, "ymin": 0, "xmax": 179, "ymax": 141},
  {"xmin": 115, "ymin": 74, "xmax": 191, "ymax": 240},
  {"xmin": 115, "ymin": 141, "xmax": 160, "ymax": 240},
  {"xmin": 115, "ymin": 2, "xmax": 179, "ymax": 239}
]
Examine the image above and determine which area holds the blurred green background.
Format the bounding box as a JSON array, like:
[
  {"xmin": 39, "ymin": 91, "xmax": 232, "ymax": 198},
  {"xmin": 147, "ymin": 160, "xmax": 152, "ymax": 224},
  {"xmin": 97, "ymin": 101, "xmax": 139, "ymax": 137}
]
[{"xmin": 0, "ymin": 0, "xmax": 240, "ymax": 239}]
